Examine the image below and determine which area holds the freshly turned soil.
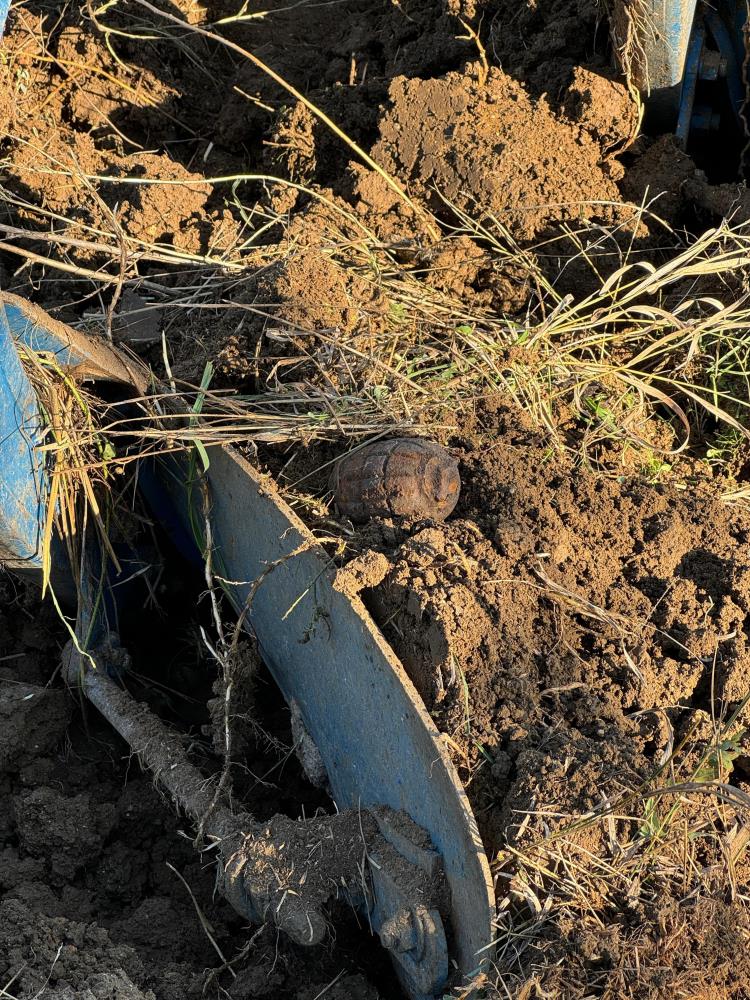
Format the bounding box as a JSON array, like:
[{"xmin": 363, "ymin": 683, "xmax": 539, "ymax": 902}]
[{"xmin": 2, "ymin": 0, "xmax": 749, "ymax": 996}]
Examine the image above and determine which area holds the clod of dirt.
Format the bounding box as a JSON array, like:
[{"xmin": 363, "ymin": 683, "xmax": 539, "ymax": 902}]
[
  {"xmin": 366, "ymin": 525, "xmax": 495, "ymax": 705},
  {"xmin": 364, "ymin": 65, "xmax": 630, "ymax": 239},
  {"xmin": 213, "ymin": 0, "xmax": 469, "ymax": 161},
  {"xmin": 479, "ymin": 0, "xmax": 610, "ymax": 103},
  {"xmin": 497, "ymin": 725, "xmax": 649, "ymax": 851},
  {"xmin": 334, "ymin": 550, "xmax": 391, "ymax": 598},
  {"xmin": 563, "ymin": 67, "xmax": 638, "ymax": 154},
  {"xmin": 621, "ymin": 134, "xmax": 703, "ymax": 225},
  {"xmin": 273, "ymin": 245, "xmax": 362, "ymax": 333},
  {"xmin": 415, "ymin": 235, "xmax": 531, "ymax": 315},
  {"xmin": 6, "ymin": 130, "xmax": 226, "ymax": 272},
  {"xmin": 112, "ymin": 154, "xmax": 212, "ymax": 254},
  {"xmin": 534, "ymin": 894, "xmax": 750, "ymax": 1000},
  {"xmin": 683, "ymin": 176, "xmax": 750, "ymax": 225},
  {"xmin": 56, "ymin": 24, "xmax": 175, "ymax": 136},
  {"xmin": 8, "ymin": 131, "xmax": 107, "ymax": 220},
  {"xmin": 14, "ymin": 787, "xmax": 116, "ymax": 883},
  {"xmin": 0, "ymin": 898, "xmax": 149, "ymax": 999},
  {"xmin": 0, "ymin": 684, "xmax": 70, "ymax": 770},
  {"xmin": 263, "ymin": 102, "xmax": 318, "ymax": 211},
  {"xmin": 110, "ymin": 894, "xmax": 220, "ymax": 977}
]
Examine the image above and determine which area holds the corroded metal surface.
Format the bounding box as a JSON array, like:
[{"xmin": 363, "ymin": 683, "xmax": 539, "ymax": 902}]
[{"xmin": 332, "ymin": 438, "xmax": 461, "ymax": 523}]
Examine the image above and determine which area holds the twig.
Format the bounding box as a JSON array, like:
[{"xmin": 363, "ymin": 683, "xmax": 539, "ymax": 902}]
[{"xmin": 166, "ymin": 861, "xmax": 236, "ymax": 978}]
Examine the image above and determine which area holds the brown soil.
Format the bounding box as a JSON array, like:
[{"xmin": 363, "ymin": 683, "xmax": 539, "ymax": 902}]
[
  {"xmin": 3, "ymin": 0, "xmax": 750, "ymax": 995},
  {"xmin": 451, "ymin": 0, "xmax": 612, "ymax": 104},
  {"xmin": 363, "ymin": 399, "xmax": 750, "ymax": 836},
  {"xmin": 355, "ymin": 399, "xmax": 750, "ymax": 996},
  {"xmin": 363, "ymin": 65, "xmax": 633, "ymax": 239}
]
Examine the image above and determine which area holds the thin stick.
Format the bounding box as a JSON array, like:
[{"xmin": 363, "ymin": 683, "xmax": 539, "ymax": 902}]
[{"xmin": 166, "ymin": 861, "xmax": 236, "ymax": 977}]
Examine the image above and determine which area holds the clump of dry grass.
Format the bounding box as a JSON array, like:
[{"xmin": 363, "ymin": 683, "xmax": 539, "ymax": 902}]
[
  {"xmin": 19, "ymin": 347, "xmax": 121, "ymax": 593},
  {"xmin": 217, "ymin": 203, "xmax": 750, "ymax": 482}
]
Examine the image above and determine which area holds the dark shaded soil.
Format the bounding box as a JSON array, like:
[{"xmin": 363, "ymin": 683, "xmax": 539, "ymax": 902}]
[{"xmin": 0, "ymin": 577, "xmax": 388, "ymax": 999}]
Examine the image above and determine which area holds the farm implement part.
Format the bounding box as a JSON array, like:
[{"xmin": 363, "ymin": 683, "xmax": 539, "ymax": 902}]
[
  {"xmin": 0, "ymin": 292, "xmax": 494, "ymax": 999},
  {"xmin": 629, "ymin": 0, "xmax": 747, "ymax": 150}
]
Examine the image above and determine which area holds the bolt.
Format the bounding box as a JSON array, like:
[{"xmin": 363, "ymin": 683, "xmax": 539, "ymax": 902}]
[
  {"xmin": 379, "ymin": 912, "xmax": 419, "ymax": 954},
  {"xmin": 698, "ymin": 49, "xmax": 728, "ymax": 83}
]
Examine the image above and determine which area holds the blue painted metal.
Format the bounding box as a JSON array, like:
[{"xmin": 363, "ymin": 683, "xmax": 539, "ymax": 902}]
[
  {"xmin": 4, "ymin": 299, "xmax": 90, "ymax": 366},
  {"xmin": 640, "ymin": 0, "xmax": 748, "ymax": 143},
  {"xmin": 0, "ymin": 300, "xmax": 48, "ymax": 568},
  {"xmin": 139, "ymin": 445, "xmax": 496, "ymax": 989},
  {"xmin": 705, "ymin": 7, "xmax": 746, "ymax": 125},
  {"xmin": 660, "ymin": 0, "xmax": 700, "ymax": 88},
  {"xmin": 0, "ymin": 296, "xmax": 95, "ymax": 571},
  {"xmin": 177, "ymin": 445, "xmax": 495, "ymax": 983},
  {"xmin": 675, "ymin": 20, "xmax": 706, "ymax": 145},
  {"xmin": 0, "ymin": 0, "xmax": 10, "ymax": 39},
  {"xmin": 636, "ymin": 0, "xmax": 699, "ymax": 127}
]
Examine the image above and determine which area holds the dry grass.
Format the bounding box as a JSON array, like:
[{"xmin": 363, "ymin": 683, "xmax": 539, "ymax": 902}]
[
  {"xmin": 2, "ymin": 4, "xmax": 750, "ymax": 491},
  {"xmin": 480, "ymin": 706, "xmax": 750, "ymax": 999},
  {"xmin": 8, "ymin": 155, "xmax": 750, "ymax": 515},
  {"xmin": 17, "ymin": 342, "xmax": 411, "ymax": 586},
  {"xmin": 19, "ymin": 347, "xmax": 120, "ymax": 593}
]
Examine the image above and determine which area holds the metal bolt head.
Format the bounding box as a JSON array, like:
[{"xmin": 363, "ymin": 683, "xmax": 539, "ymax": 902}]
[{"xmin": 379, "ymin": 911, "xmax": 419, "ymax": 954}]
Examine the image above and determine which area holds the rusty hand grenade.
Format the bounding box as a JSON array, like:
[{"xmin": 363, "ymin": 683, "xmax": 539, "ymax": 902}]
[{"xmin": 332, "ymin": 438, "xmax": 461, "ymax": 523}]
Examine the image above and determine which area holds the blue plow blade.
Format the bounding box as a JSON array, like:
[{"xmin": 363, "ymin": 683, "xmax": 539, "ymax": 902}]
[{"xmin": 0, "ymin": 293, "xmax": 496, "ymax": 997}]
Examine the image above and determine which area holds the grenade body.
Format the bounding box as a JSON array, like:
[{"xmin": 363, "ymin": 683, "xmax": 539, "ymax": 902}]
[{"xmin": 332, "ymin": 438, "xmax": 460, "ymax": 523}]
